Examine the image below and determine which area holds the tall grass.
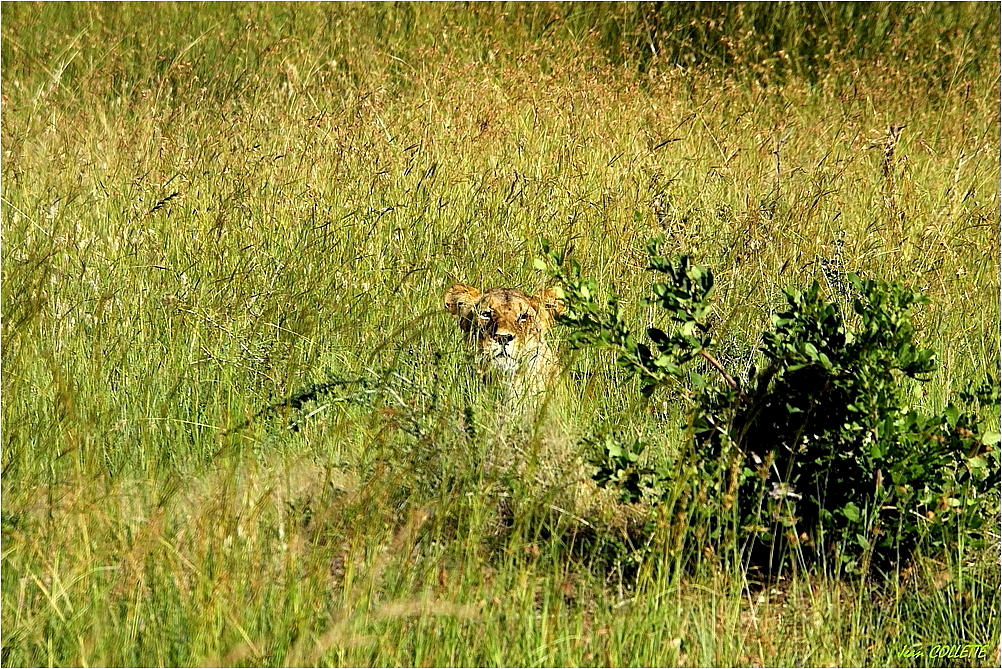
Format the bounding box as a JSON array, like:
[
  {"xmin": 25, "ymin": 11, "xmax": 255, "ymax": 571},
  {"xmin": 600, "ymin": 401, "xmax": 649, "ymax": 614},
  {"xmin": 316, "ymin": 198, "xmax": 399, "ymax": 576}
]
[{"xmin": 2, "ymin": 2, "xmax": 999, "ymax": 666}]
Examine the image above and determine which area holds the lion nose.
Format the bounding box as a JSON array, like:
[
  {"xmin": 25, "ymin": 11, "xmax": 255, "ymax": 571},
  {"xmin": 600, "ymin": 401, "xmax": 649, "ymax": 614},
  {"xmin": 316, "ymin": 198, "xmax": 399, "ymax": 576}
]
[{"xmin": 495, "ymin": 333, "xmax": 515, "ymax": 346}]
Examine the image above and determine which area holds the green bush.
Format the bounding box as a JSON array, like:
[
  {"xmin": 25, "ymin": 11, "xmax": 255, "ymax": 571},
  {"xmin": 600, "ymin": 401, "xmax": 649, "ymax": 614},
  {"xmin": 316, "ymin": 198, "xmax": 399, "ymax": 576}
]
[{"xmin": 541, "ymin": 239, "xmax": 999, "ymax": 574}]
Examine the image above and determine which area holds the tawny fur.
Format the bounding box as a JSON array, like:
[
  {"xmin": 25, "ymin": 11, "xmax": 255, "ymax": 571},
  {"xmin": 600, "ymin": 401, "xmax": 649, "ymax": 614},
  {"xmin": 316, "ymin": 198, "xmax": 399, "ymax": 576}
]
[{"xmin": 444, "ymin": 283, "xmax": 563, "ymax": 399}]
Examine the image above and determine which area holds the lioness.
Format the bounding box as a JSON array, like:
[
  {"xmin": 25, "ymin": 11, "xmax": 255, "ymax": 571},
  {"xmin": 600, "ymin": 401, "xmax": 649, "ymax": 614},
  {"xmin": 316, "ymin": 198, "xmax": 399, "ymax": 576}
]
[
  {"xmin": 444, "ymin": 283, "xmax": 563, "ymax": 398},
  {"xmin": 443, "ymin": 283, "xmax": 643, "ymax": 531}
]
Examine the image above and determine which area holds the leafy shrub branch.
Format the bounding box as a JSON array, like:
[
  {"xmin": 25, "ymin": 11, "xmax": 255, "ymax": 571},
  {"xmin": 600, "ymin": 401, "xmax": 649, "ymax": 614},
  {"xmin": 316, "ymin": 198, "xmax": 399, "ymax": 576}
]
[{"xmin": 539, "ymin": 239, "xmax": 999, "ymax": 574}]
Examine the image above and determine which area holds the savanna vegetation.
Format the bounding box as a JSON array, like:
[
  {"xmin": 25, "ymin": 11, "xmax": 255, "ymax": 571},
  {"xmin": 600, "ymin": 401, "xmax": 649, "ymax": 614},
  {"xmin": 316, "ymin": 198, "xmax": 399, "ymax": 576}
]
[{"xmin": 2, "ymin": 2, "xmax": 999, "ymax": 666}]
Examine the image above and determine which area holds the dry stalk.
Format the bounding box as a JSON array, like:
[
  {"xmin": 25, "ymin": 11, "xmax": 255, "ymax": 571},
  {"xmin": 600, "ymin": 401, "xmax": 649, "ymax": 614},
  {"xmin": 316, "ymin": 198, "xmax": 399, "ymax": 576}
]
[{"xmin": 882, "ymin": 123, "xmax": 907, "ymax": 226}]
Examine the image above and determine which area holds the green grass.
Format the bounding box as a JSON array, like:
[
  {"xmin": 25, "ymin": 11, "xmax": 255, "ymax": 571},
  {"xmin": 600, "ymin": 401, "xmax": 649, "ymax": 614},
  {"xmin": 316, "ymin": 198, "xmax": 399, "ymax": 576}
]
[{"xmin": 2, "ymin": 2, "xmax": 999, "ymax": 666}]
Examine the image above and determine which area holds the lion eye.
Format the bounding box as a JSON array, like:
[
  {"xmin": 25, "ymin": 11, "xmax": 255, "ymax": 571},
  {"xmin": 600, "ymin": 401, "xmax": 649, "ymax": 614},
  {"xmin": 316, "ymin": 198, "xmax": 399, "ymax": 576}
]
[
  {"xmin": 517, "ymin": 313, "xmax": 529, "ymax": 323},
  {"xmin": 478, "ymin": 310, "xmax": 491, "ymax": 320}
]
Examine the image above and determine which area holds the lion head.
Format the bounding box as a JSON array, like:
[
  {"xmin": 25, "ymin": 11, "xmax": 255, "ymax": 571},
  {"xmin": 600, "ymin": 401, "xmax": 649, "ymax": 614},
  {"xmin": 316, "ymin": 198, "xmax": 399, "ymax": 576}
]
[{"xmin": 444, "ymin": 283, "xmax": 564, "ymax": 394}]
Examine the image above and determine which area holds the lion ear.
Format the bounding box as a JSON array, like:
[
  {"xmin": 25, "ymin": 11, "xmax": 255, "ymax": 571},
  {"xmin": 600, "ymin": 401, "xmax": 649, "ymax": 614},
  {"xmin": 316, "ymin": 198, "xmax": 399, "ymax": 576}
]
[
  {"xmin": 444, "ymin": 284, "xmax": 480, "ymax": 318},
  {"xmin": 534, "ymin": 288, "xmax": 565, "ymax": 322}
]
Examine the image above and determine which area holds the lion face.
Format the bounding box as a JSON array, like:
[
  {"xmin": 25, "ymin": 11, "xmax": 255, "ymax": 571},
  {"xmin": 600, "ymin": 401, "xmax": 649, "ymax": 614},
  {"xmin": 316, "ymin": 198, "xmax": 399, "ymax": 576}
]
[{"xmin": 444, "ymin": 283, "xmax": 563, "ymax": 393}]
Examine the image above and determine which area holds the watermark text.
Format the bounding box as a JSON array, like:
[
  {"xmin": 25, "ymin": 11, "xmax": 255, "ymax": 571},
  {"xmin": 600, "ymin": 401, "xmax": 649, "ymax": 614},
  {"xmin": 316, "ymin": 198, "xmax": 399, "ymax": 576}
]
[{"xmin": 897, "ymin": 643, "xmax": 988, "ymax": 660}]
